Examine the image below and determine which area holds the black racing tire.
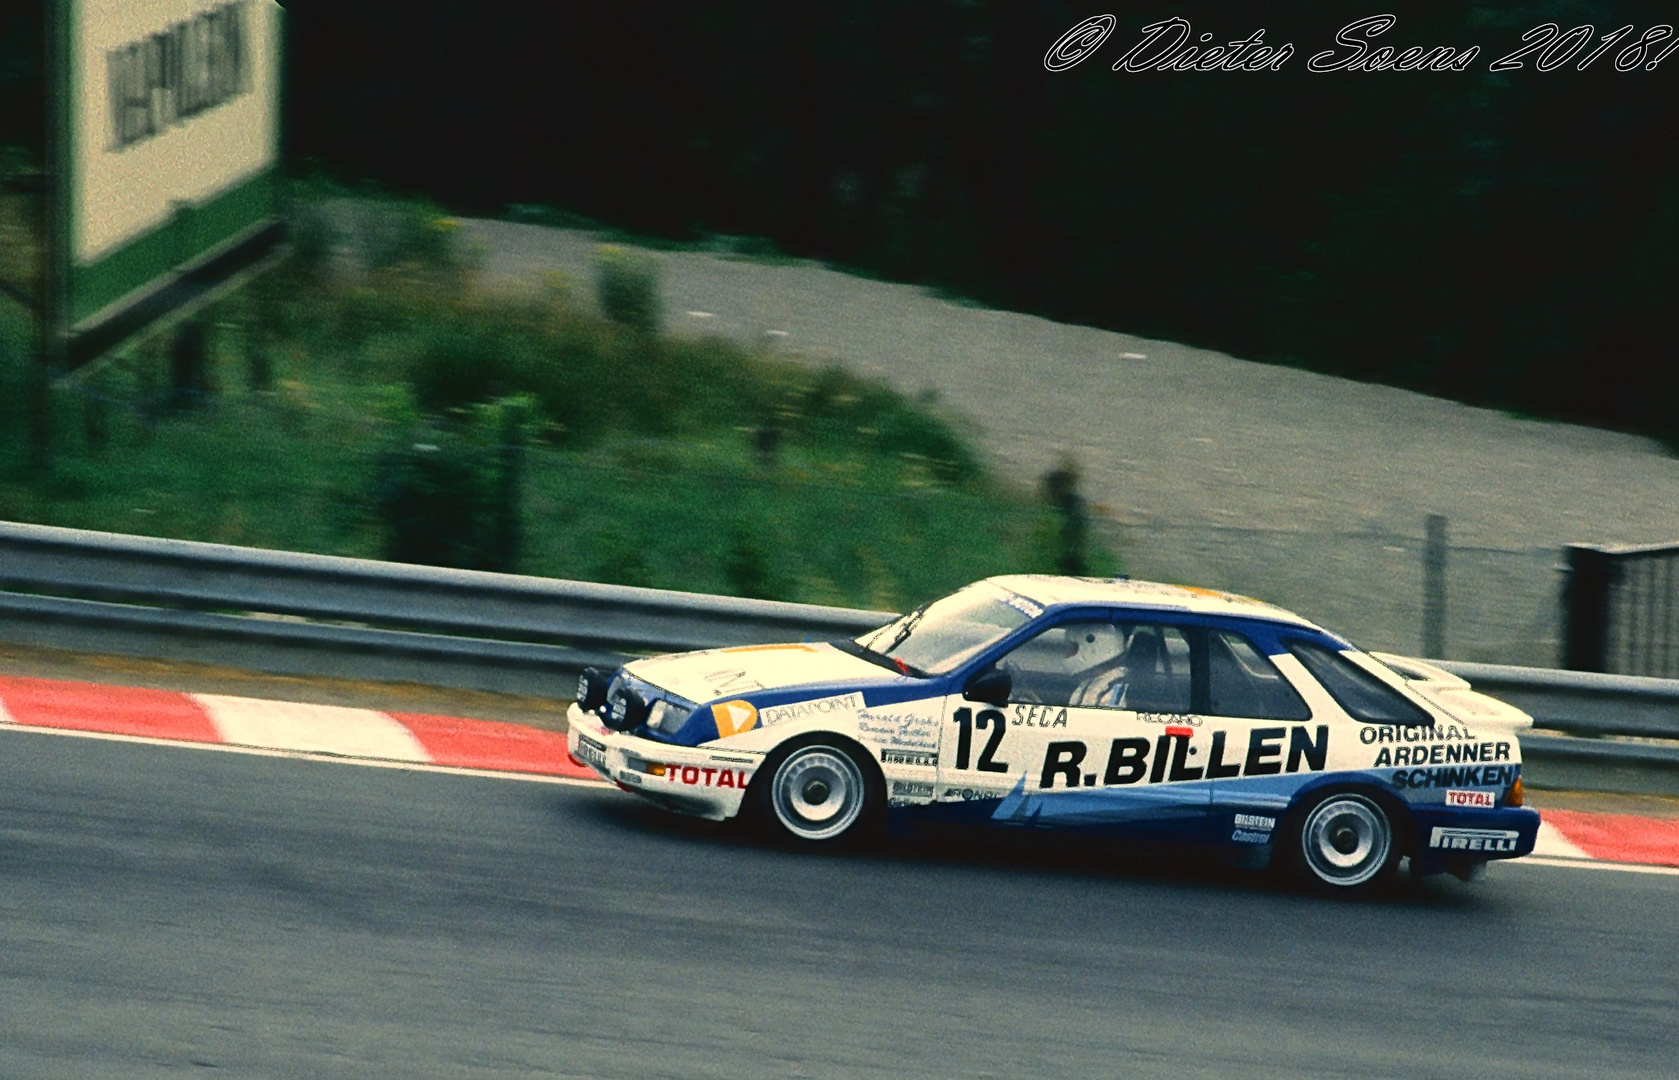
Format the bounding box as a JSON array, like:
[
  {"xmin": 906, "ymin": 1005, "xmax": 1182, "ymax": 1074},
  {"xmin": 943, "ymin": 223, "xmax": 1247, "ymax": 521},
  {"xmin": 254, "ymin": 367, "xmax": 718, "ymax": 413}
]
[
  {"xmin": 750, "ymin": 736, "xmax": 884, "ymax": 847},
  {"xmin": 1283, "ymin": 790, "xmax": 1402, "ymax": 894}
]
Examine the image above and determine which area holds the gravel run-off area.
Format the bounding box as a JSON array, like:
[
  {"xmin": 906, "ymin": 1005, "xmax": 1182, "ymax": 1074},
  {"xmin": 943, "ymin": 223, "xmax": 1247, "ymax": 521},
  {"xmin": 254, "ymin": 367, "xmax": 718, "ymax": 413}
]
[{"xmin": 462, "ymin": 219, "xmax": 1679, "ymax": 667}]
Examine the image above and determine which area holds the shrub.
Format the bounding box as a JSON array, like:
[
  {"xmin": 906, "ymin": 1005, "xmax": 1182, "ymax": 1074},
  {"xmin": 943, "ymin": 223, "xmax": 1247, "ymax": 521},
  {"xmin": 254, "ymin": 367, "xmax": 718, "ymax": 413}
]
[
  {"xmin": 592, "ymin": 245, "xmax": 661, "ymax": 333},
  {"xmin": 372, "ymin": 397, "xmax": 529, "ymax": 571}
]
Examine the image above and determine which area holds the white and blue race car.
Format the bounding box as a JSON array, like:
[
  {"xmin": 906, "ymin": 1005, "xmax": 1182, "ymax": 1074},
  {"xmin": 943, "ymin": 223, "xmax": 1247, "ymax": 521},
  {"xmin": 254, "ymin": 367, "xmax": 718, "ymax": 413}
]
[{"xmin": 567, "ymin": 576, "xmax": 1539, "ymax": 891}]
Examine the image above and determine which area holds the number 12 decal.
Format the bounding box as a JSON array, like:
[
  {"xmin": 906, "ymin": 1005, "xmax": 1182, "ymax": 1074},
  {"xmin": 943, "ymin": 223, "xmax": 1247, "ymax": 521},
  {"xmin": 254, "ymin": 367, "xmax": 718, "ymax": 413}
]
[{"xmin": 952, "ymin": 707, "xmax": 1010, "ymax": 772}]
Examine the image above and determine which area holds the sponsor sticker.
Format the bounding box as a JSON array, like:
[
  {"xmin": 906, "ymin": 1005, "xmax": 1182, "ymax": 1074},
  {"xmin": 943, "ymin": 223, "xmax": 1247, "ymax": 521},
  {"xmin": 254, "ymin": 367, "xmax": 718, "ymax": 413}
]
[
  {"xmin": 712, "ymin": 700, "xmax": 760, "ymax": 738},
  {"xmin": 892, "ymin": 780, "xmax": 935, "ymax": 798},
  {"xmin": 1428, "ymin": 827, "xmax": 1520, "ymax": 853},
  {"xmin": 1445, "ymin": 789, "xmax": 1497, "ymax": 809},
  {"xmin": 1233, "ymin": 813, "xmax": 1276, "ymax": 830},
  {"xmin": 1232, "ymin": 829, "xmax": 1272, "ymax": 844},
  {"xmin": 882, "ymin": 748, "xmax": 938, "ymax": 768},
  {"xmin": 759, "ymin": 692, "xmax": 865, "ymax": 728}
]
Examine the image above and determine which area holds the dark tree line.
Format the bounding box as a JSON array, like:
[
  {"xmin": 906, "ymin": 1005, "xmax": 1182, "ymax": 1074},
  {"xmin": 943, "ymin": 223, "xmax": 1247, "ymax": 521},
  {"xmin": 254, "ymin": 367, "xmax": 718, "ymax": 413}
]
[{"xmin": 6, "ymin": 2, "xmax": 1677, "ymax": 445}]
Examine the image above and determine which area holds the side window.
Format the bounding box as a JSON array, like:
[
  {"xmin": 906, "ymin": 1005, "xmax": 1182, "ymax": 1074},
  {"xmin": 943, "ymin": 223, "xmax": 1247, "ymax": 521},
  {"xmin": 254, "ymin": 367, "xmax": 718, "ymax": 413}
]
[
  {"xmin": 1288, "ymin": 641, "xmax": 1431, "ymax": 724},
  {"xmin": 997, "ymin": 621, "xmax": 1121, "ymax": 707},
  {"xmin": 1206, "ymin": 631, "xmax": 1311, "ymax": 721},
  {"xmin": 1070, "ymin": 623, "xmax": 1192, "ymax": 712}
]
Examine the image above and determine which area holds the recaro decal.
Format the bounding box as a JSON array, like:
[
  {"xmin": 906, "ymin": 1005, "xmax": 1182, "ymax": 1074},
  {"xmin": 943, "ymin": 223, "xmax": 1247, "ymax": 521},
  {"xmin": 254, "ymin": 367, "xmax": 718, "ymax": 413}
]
[{"xmin": 1036, "ymin": 725, "xmax": 1331, "ymax": 789}]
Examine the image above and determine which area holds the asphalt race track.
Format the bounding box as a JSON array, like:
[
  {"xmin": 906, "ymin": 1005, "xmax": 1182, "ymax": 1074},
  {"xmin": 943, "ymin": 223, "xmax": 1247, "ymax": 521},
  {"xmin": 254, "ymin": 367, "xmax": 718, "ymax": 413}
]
[{"xmin": 3, "ymin": 730, "xmax": 1675, "ymax": 1079}]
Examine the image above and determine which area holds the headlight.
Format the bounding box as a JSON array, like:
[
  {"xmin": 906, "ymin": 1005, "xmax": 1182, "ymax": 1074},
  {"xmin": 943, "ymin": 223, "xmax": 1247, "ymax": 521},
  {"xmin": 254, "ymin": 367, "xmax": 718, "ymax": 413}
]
[{"xmin": 645, "ymin": 699, "xmax": 693, "ymax": 734}]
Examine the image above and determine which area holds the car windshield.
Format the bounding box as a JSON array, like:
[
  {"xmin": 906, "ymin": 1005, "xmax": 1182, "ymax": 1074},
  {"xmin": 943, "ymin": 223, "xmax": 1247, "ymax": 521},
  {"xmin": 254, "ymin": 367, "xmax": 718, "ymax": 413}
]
[{"xmin": 856, "ymin": 583, "xmax": 1037, "ymax": 675}]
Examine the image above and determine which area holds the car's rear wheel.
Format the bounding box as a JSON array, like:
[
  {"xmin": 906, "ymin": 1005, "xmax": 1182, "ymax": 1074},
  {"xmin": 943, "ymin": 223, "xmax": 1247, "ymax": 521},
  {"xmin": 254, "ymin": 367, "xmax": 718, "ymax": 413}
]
[
  {"xmin": 759, "ymin": 740, "xmax": 879, "ymax": 845},
  {"xmin": 1288, "ymin": 791, "xmax": 1399, "ymax": 892}
]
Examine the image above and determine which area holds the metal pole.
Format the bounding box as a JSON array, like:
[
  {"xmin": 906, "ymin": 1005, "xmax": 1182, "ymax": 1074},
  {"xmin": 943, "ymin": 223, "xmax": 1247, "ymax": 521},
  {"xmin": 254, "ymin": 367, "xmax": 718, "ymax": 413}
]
[
  {"xmin": 1423, "ymin": 514, "xmax": 1447, "ymax": 658},
  {"xmin": 32, "ymin": 0, "xmax": 68, "ymax": 471}
]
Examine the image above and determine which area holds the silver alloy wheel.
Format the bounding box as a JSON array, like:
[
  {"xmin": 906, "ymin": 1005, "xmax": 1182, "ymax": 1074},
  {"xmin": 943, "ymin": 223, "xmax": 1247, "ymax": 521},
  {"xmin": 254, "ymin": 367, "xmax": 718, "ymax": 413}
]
[
  {"xmin": 1300, "ymin": 795, "xmax": 1392, "ymax": 887},
  {"xmin": 769, "ymin": 746, "xmax": 866, "ymax": 842}
]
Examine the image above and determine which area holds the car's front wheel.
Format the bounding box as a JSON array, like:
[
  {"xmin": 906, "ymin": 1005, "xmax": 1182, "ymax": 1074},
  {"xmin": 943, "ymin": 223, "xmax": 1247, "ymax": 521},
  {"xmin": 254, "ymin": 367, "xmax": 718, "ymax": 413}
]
[
  {"xmin": 1287, "ymin": 791, "xmax": 1400, "ymax": 892},
  {"xmin": 758, "ymin": 740, "xmax": 880, "ymax": 845}
]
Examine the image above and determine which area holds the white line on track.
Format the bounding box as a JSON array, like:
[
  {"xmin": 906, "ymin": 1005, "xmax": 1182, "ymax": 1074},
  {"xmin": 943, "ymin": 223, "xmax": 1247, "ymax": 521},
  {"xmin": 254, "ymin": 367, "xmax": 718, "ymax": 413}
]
[
  {"xmin": 0, "ymin": 722, "xmax": 606, "ymax": 788},
  {"xmin": 1505, "ymin": 855, "xmax": 1679, "ymax": 876},
  {"xmin": 0, "ymin": 696, "xmax": 14, "ymax": 724}
]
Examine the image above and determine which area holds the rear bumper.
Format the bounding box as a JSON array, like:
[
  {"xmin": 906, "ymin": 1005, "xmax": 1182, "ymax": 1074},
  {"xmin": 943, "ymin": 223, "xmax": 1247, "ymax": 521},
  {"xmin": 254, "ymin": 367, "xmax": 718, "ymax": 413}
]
[
  {"xmin": 567, "ymin": 703, "xmax": 761, "ymax": 821},
  {"xmin": 1407, "ymin": 805, "xmax": 1541, "ymax": 874}
]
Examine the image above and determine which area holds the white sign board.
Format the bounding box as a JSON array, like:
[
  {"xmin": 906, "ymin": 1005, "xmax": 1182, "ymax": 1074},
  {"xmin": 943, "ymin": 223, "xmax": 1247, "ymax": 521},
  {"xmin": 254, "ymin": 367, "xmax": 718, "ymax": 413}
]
[{"xmin": 61, "ymin": 0, "xmax": 282, "ymax": 328}]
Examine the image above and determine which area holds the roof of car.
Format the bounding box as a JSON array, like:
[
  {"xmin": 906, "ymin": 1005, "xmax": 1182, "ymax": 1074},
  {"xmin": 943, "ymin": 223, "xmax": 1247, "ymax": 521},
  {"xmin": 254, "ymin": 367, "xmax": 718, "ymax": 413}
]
[{"xmin": 988, "ymin": 575, "xmax": 1323, "ymax": 630}]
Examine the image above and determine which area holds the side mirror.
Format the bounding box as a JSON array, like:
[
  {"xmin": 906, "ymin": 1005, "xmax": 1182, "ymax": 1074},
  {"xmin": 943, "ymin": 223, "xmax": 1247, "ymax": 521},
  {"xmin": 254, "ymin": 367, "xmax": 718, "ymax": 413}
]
[{"xmin": 963, "ymin": 668, "xmax": 1012, "ymax": 707}]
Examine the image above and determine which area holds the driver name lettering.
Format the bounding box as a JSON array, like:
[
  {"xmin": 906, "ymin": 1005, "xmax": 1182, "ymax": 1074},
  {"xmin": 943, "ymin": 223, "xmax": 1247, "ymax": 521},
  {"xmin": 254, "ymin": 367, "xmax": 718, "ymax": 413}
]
[{"xmin": 1038, "ymin": 724, "xmax": 1331, "ymax": 789}]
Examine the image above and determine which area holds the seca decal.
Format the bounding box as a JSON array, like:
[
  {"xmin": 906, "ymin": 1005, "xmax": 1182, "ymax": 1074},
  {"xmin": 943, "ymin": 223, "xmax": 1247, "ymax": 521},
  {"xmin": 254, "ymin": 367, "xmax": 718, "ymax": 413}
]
[
  {"xmin": 660, "ymin": 764, "xmax": 752, "ymax": 788},
  {"xmin": 1392, "ymin": 764, "xmax": 1516, "ymax": 790},
  {"xmin": 1372, "ymin": 742, "xmax": 1510, "ymax": 768},
  {"xmin": 759, "ymin": 692, "xmax": 865, "ymax": 727},
  {"xmin": 1359, "ymin": 724, "xmax": 1479, "ymax": 744},
  {"xmin": 1010, "ymin": 704, "xmax": 1069, "ymax": 728},
  {"xmin": 1445, "ymin": 789, "xmax": 1497, "ymax": 808},
  {"xmin": 1032, "ymin": 725, "xmax": 1331, "ymax": 789},
  {"xmin": 711, "ymin": 700, "xmax": 760, "ymax": 737},
  {"xmin": 1429, "ymin": 827, "xmax": 1519, "ymax": 853},
  {"xmin": 857, "ymin": 708, "xmax": 940, "ymax": 750},
  {"xmin": 881, "ymin": 748, "xmax": 937, "ymax": 767}
]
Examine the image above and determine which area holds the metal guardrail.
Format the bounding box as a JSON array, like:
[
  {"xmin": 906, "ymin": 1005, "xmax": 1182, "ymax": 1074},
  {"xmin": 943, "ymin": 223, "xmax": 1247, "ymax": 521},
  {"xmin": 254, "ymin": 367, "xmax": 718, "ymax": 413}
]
[
  {"xmin": 0, "ymin": 520, "xmax": 891, "ymax": 697},
  {"xmin": 0, "ymin": 519, "xmax": 1675, "ymax": 792}
]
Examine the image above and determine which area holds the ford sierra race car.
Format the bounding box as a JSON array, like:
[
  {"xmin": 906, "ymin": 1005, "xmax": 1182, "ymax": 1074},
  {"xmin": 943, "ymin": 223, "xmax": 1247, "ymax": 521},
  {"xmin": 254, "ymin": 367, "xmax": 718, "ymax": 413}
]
[{"xmin": 566, "ymin": 576, "xmax": 1539, "ymax": 891}]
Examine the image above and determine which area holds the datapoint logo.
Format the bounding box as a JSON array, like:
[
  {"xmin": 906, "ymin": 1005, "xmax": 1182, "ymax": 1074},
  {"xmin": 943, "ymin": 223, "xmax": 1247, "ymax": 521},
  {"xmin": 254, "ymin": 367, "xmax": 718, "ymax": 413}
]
[{"xmin": 712, "ymin": 700, "xmax": 759, "ymax": 737}]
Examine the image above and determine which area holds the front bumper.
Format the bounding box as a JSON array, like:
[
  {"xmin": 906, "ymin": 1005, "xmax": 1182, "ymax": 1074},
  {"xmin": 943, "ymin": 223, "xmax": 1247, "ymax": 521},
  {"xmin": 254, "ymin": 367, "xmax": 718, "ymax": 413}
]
[{"xmin": 567, "ymin": 703, "xmax": 762, "ymax": 821}]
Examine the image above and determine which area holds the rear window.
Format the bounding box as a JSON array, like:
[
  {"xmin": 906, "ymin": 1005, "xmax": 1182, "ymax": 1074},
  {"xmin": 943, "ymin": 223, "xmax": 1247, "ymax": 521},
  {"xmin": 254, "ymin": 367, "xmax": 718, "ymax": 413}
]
[
  {"xmin": 1207, "ymin": 631, "xmax": 1310, "ymax": 721},
  {"xmin": 1288, "ymin": 641, "xmax": 1432, "ymax": 725}
]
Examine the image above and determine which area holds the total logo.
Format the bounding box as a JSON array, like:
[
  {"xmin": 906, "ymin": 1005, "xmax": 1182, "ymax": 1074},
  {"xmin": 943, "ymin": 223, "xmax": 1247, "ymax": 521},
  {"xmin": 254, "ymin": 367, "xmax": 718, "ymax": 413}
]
[{"xmin": 652, "ymin": 763, "xmax": 753, "ymax": 788}]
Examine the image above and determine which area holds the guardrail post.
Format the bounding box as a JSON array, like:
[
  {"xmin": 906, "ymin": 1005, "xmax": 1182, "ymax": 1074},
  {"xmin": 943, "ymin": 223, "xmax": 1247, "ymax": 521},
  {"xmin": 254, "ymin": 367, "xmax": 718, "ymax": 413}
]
[
  {"xmin": 1423, "ymin": 514, "xmax": 1447, "ymax": 658},
  {"xmin": 1562, "ymin": 544, "xmax": 1618, "ymax": 672}
]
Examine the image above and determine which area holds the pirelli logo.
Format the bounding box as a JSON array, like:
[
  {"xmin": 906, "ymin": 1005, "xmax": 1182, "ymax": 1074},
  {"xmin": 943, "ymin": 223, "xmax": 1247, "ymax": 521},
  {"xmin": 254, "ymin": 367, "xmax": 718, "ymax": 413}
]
[{"xmin": 1429, "ymin": 827, "xmax": 1519, "ymax": 853}]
